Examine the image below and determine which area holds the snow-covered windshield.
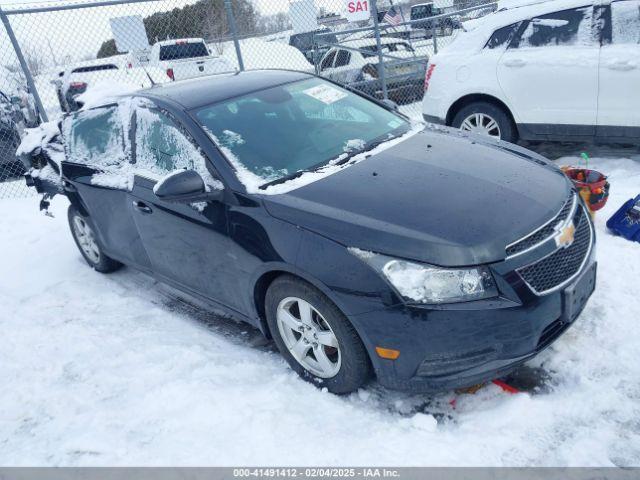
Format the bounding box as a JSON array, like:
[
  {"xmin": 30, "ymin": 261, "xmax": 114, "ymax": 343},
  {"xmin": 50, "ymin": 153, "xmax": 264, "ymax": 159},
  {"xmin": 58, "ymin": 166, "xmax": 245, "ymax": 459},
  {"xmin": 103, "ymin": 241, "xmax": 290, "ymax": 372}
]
[{"xmin": 195, "ymin": 78, "xmax": 410, "ymax": 188}]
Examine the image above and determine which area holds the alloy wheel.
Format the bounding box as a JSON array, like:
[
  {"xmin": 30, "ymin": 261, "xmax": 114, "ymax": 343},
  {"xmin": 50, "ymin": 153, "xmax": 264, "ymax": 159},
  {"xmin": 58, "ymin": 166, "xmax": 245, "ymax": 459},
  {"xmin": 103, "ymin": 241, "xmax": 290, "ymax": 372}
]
[
  {"xmin": 460, "ymin": 112, "xmax": 501, "ymax": 139},
  {"xmin": 276, "ymin": 296, "xmax": 341, "ymax": 378},
  {"xmin": 73, "ymin": 216, "xmax": 100, "ymax": 264}
]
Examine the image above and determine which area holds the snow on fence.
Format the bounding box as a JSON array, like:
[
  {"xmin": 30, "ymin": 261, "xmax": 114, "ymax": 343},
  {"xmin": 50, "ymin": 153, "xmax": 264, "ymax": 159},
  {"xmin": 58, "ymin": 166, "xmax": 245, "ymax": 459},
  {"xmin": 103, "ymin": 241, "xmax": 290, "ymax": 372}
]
[{"xmin": 0, "ymin": 0, "xmax": 496, "ymax": 198}]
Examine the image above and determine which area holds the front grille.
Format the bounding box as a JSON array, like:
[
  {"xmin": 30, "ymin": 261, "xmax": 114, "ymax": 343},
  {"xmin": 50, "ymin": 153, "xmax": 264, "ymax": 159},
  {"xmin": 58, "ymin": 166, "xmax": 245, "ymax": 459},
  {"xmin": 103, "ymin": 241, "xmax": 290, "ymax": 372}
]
[
  {"xmin": 517, "ymin": 205, "xmax": 592, "ymax": 295},
  {"xmin": 506, "ymin": 193, "xmax": 576, "ymax": 257}
]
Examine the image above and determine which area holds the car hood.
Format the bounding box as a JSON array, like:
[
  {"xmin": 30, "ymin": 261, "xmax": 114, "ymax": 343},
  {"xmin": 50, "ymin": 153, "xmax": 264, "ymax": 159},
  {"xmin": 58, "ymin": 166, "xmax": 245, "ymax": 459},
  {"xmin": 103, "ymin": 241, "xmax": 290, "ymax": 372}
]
[{"xmin": 262, "ymin": 129, "xmax": 571, "ymax": 266}]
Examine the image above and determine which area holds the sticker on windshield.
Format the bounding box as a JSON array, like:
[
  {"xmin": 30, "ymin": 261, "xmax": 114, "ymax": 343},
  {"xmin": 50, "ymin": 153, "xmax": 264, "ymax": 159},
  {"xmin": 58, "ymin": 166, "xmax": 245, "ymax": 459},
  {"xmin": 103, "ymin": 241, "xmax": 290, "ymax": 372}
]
[
  {"xmin": 303, "ymin": 84, "xmax": 348, "ymax": 105},
  {"xmin": 388, "ymin": 119, "xmax": 403, "ymax": 129}
]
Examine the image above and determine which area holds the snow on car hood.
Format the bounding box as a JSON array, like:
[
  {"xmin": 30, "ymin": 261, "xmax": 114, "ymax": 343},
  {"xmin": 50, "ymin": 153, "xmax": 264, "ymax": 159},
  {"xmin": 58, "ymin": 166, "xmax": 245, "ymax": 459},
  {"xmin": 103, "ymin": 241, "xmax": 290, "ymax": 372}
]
[{"xmin": 263, "ymin": 129, "xmax": 572, "ymax": 266}]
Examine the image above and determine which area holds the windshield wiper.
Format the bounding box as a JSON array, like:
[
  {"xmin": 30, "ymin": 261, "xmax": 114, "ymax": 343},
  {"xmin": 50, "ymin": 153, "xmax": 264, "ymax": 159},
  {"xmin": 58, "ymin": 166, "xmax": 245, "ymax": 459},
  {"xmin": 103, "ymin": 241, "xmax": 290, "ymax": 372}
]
[
  {"xmin": 333, "ymin": 137, "xmax": 393, "ymax": 167},
  {"xmin": 258, "ymin": 134, "xmax": 401, "ymax": 190},
  {"xmin": 259, "ymin": 169, "xmax": 313, "ymax": 190}
]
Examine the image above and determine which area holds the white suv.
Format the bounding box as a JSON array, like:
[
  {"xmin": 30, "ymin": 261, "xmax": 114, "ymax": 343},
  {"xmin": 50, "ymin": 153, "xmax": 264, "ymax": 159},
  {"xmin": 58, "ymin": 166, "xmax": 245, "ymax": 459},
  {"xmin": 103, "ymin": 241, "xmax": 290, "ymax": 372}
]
[{"xmin": 422, "ymin": 0, "xmax": 640, "ymax": 144}]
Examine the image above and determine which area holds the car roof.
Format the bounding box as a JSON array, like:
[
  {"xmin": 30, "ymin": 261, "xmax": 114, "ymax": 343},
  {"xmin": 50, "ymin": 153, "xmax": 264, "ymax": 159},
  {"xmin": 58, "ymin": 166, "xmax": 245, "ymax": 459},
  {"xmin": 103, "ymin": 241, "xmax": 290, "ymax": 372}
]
[
  {"xmin": 471, "ymin": 0, "xmax": 593, "ymax": 33},
  {"xmin": 411, "ymin": 2, "xmax": 435, "ymax": 8},
  {"xmin": 137, "ymin": 69, "xmax": 313, "ymax": 110}
]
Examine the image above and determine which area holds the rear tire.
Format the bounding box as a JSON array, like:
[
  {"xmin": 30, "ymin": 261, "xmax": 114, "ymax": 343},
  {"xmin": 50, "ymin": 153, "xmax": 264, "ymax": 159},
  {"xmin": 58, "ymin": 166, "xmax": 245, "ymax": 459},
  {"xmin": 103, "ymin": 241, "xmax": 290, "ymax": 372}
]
[
  {"xmin": 68, "ymin": 205, "xmax": 122, "ymax": 273},
  {"xmin": 452, "ymin": 101, "xmax": 518, "ymax": 143},
  {"xmin": 266, "ymin": 275, "xmax": 372, "ymax": 394}
]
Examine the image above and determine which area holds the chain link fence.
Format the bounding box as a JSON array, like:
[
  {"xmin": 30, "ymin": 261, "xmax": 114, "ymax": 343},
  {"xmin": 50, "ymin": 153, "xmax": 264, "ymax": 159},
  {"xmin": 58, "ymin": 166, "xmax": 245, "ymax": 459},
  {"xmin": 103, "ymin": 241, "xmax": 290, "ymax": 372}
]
[{"xmin": 0, "ymin": 0, "xmax": 495, "ymax": 198}]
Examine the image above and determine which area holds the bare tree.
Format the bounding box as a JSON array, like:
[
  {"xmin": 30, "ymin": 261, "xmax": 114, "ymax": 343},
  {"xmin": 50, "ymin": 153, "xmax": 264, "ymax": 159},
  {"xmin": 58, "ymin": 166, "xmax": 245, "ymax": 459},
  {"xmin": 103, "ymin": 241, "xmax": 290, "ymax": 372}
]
[
  {"xmin": 22, "ymin": 44, "xmax": 47, "ymax": 77},
  {"xmin": 203, "ymin": 1, "xmax": 228, "ymax": 54}
]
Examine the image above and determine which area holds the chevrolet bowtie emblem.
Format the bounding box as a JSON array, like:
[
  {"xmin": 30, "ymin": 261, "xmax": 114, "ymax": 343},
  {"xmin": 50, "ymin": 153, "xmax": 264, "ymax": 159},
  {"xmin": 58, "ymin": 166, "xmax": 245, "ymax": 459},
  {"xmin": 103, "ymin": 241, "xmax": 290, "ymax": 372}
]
[{"xmin": 556, "ymin": 222, "xmax": 576, "ymax": 248}]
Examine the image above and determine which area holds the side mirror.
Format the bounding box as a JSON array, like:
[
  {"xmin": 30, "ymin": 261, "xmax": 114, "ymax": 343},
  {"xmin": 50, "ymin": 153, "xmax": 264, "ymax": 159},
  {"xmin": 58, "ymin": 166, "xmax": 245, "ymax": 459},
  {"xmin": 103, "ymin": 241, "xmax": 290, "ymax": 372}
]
[
  {"xmin": 153, "ymin": 169, "xmax": 224, "ymax": 203},
  {"xmin": 382, "ymin": 99, "xmax": 399, "ymax": 111}
]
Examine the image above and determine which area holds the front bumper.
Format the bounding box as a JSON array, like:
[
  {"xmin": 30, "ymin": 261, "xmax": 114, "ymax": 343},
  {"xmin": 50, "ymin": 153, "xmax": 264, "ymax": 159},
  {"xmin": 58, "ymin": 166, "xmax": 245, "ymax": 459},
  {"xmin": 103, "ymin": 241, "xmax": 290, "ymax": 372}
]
[{"xmin": 347, "ymin": 255, "xmax": 596, "ymax": 394}]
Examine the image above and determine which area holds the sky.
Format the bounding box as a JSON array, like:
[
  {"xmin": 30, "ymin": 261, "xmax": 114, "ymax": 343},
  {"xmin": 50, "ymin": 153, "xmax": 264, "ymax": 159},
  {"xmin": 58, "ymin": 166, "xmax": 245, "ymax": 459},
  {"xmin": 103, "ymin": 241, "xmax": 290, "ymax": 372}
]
[{"xmin": 0, "ymin": 0, "xmax": 354, "ymax": 71}]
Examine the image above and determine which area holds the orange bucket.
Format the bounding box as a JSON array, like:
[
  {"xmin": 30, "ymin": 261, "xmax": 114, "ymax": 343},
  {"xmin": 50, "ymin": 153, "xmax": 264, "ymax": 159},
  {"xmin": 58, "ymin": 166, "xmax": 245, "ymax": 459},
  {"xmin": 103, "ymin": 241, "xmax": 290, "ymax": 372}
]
[{"xmin": 561, "ymin": 167, "xmax": 610, "ymax": 214}]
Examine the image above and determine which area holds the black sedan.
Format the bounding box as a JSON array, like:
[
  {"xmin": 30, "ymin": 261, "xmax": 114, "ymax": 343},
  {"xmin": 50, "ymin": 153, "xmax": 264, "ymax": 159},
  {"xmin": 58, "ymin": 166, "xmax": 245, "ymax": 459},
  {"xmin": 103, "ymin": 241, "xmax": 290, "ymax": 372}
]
[{"xmin": 25, "ymin": 70, "xmax": 596, "ymax": 394}]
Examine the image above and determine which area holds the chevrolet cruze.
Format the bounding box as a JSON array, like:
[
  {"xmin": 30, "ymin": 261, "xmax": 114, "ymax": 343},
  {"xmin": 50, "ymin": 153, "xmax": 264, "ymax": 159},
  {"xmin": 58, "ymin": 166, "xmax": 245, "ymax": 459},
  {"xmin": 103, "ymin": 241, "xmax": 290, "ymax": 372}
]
[{"xmin": 25, "ymin": 70, "xmax": 596, "ymax": 393}]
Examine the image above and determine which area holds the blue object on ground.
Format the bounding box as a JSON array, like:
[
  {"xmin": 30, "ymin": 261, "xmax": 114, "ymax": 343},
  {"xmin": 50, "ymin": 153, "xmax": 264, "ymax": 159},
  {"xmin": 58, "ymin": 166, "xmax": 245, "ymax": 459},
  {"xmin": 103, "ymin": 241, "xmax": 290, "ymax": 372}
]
[{"xmin": 607, "ymin": 195, "xmax": 640, "ymax": 242}]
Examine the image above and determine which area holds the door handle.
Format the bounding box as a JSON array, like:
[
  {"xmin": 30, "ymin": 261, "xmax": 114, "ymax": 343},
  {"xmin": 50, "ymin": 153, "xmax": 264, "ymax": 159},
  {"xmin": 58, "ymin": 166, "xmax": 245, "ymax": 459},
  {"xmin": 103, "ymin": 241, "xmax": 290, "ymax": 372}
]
[
  {"xmin": 132, "ymin": 200, "xmax": 152, "ymax": 214},
  {"xmin": 607, "ymin": 60, "xmax": 637, "ymax": 71},
  {"xmin": 504, "ymin": 58, "xmax": 526, "ymax": 68}
]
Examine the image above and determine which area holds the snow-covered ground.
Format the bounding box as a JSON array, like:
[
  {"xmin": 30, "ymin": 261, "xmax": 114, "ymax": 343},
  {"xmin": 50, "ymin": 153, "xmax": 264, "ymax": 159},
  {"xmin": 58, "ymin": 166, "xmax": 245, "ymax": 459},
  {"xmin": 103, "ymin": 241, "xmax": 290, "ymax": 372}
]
[{"xmin": 1, "ymin": 145, "xmax": 639, "ymax": 466}]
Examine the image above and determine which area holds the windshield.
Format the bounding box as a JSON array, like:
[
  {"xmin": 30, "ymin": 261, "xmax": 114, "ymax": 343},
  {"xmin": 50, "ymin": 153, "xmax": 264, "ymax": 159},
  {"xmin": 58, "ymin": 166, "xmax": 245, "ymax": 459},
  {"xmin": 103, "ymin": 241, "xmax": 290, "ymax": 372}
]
[
  {"xmin": 195, "ymin": 78, "xmax": 410, "ymax": 189},
  {"xmin": 159, "ymin": 42, "xmax": 209, "ymax": 61}
]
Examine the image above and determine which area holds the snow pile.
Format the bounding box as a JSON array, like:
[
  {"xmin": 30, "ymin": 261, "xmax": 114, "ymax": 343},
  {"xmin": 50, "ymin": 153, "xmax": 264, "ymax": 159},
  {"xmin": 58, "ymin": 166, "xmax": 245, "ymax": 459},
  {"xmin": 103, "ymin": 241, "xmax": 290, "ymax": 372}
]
[
  {"xmin": 151, "ymin": 169, "xmax": 223, "ymax": 196},
  {"xmin": 29, "ymin": 164, "xmax": 62, "ymax": 184},
  {"xmin": 221, "ymin": 130, "xmax": 245, "ymax": 146},
  {"xmin": 16, "ymin": 120, "xmax": 64, "ymax": 166},
  {"xmin": 90, "ymin": 165, "xmax": 136, "ymax": 191},
  {"xmin": 152, "ymin": 168, "xmax": 188, "ymax": 195},
  {"xmin": 497, "ymin": 0, "xmax": 550, "ymax": 11},
  {"xmin": 344, "ymin": 139, "xmax": 366, "ymax": 152},
  {"xmin": 0, "ymin": 150, "xmax": 640, "ymax": 465}
]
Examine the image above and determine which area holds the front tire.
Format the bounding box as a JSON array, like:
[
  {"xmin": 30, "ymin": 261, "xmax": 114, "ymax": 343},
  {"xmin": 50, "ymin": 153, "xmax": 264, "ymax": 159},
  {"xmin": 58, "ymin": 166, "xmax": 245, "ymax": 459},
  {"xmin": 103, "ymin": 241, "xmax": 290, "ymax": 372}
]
[
  {"xmin": 68, "ymin": 205, "xmax": 122, "ymax": 273},
  {"xmin": 266, "ymin": 275, "xmax": 372, "ymax": 394},
  {"xmin": 452, "ymin": 101, "xmax": 518, "ymax": 143}
]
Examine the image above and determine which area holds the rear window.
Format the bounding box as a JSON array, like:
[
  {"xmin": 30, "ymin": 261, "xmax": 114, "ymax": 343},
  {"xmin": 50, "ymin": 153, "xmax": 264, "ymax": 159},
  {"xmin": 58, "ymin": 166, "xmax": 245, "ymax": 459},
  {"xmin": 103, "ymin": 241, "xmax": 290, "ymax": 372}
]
[
  {"xmin": 159, "ymin": 42, "xmax": 209, "ymax": 61},
  {"xmin": 411, "ymin": 4, "xmax": 433, "ymax": 19},
  {"xmin": 290, "ymin": 30, "xmax": 337, "ymax": 50},
  {"xmin": 361, "ymin": 42, "xmax": 413, "ymax": 58},
  {"xmin": 71, "ymin": 64, "xmax": 118, "ymax": 73}
]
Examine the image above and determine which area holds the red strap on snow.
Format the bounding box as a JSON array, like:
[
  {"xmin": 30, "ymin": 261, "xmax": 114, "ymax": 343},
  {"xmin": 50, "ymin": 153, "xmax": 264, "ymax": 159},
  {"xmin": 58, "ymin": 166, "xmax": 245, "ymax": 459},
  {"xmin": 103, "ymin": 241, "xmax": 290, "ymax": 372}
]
[{"xmin": 492, "ymin": 379, "xmax": 520, "ymax": 394}]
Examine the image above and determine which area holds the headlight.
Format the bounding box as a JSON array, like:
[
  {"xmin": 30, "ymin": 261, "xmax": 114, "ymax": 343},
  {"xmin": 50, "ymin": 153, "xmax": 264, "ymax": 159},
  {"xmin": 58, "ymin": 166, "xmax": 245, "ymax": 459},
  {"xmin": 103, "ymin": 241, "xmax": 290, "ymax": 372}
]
[{"xmin": 350, "ymin": 249, "xmax": 497, "ymax": 304}]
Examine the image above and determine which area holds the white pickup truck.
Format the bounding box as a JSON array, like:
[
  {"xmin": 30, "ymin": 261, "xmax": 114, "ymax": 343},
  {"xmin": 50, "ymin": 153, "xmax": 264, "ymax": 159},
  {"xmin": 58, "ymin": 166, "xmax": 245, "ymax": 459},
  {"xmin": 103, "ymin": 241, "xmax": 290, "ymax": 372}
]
[{"xmin": 149, "ymin": 38, "xmax": 234, "ymax": 82}]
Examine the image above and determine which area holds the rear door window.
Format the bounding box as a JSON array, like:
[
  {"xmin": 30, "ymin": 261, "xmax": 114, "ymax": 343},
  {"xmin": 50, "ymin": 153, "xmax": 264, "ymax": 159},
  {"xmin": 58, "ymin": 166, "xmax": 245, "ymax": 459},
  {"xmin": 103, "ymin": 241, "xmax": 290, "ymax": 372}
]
[
  {"xmin": 511, "ymin": 6, "xmax": 595, "ymax": 48},
  {"xmin": 486, "ymin": 23, "xmax": 522, "ymax": 49},
  {"xmin": 611, "ymin": 0, "xmax": 640, "ymax": 44},
  {"xmin": 66, "ymin": 106, "xmax": 125, "ymax": 167}
]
